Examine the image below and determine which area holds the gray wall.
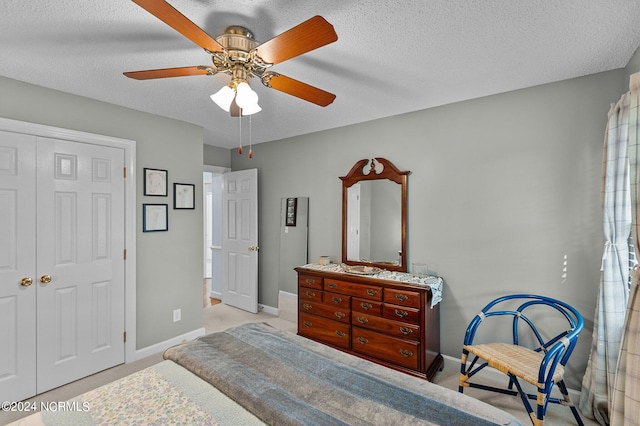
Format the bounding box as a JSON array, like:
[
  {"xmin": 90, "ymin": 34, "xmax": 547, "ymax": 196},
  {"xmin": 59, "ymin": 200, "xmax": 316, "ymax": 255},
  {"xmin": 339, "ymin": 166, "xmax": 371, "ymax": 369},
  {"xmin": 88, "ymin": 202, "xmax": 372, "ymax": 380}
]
[
  {"xmin": 204, "ymin": 144, "xmax": 231, "ymax": 168},
  {"xmin": 230, "ymin": 68, "xmax": 635, "ymax": 389},
  {"xmin": 0, "ymin": 76, "xmax": 205, "ymax": 350}
]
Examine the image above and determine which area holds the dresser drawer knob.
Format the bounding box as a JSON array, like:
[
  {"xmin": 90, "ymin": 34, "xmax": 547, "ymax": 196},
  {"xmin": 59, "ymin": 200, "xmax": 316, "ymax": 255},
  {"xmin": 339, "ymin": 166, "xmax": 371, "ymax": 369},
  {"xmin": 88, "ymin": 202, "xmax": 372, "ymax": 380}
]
[
  {"xmin": 305, "ymin": 278, "xmax": 316, "ymax": 285},
  {"xmin": 303, "ymin": 321, "xmax": 312, "ymax": 328},
  {"xmin": 327, "ymin": 283, "xmax": 337, "ymax": 289},
  {"xmin": 356, "ymin": 317, "xmax": 369, "ymax": 324},
  {"xmin": 357, "ymin": 337, "xmax": 369, "ymax": 344},
  {"xmin": 399, "ymin": 326, "xmax": 413, "ymax": 335},
  {"xmin": 306, "ymin": 291, "xmax": 316, "ymax": 298},
  {"xmin": 399, "ymin": 349, "xmax": 414, "ymax": 358},
  {"xmin": 366, "ymin": 289, "xmax": 378, "ymax": 296},
  {"xmin": 331, "ymin": 297, "xmax": 343, "ymax": 304},
  {"xmin": 335, "ymin": 331, "xmax": 346, "ymax": 338},
  {"xmin": 395, "ymin": 309, "xmax": 409, "ymax": 318},
  {"xmin": 394, "ymin": 294, "xmax": 409, "ymax": 302},
  {"xmin": 302, "ymin": 303, "xmax": 313, "ymax": 311},
  {"xmin": 334, "ymin": 311, "xmax": 346, "ymax": 319},
  {"xmin": 360, "ymin": 302, "xmax": 372, "ymax": 310}
]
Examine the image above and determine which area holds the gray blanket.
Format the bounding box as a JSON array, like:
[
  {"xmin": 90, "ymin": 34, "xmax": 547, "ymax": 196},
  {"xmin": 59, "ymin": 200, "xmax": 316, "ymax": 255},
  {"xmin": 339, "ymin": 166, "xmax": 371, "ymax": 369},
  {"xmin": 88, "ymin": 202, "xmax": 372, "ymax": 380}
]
[{"xmin": 164, "ymin": 322, "xmax": 523, "ymax": 426}]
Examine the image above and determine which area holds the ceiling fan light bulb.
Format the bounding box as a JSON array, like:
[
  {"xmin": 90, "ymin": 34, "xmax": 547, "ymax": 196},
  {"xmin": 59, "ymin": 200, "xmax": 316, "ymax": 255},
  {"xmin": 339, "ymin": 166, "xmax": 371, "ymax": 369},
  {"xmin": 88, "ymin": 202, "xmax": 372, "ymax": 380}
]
[
  {"xmin": 235, "ymin": 82, "xmax": 258, "ymax": 108},
  {"xmin": 210, "ymin": 85, "xmax": 235, "ymax": 112}
]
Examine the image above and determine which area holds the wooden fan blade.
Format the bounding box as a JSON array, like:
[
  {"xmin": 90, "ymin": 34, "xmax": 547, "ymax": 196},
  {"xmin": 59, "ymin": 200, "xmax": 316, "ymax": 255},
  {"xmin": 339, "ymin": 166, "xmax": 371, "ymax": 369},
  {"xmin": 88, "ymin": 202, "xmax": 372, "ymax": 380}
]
[
  {"xmin": 254, "ymin": 16, "xmax": 337, "ymax": 65},
  {"xmin": 132, "ymin": 0, "xmax": 224, "ymax": 53},
  {"xmin": 266, "ymin": 74, "xmax": 335, "ymax": 107},
  {"xmin": 123, "ymin": 66, "xmax": 211, "ymax": 80}
]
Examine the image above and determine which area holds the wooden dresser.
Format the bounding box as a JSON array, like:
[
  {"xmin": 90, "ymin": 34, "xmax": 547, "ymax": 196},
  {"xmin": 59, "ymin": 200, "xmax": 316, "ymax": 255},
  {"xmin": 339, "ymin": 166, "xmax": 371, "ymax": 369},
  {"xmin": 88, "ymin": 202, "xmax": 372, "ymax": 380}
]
[{"xmin": 295, "ymin": 265, "xmax": 443, "ymax": 380}]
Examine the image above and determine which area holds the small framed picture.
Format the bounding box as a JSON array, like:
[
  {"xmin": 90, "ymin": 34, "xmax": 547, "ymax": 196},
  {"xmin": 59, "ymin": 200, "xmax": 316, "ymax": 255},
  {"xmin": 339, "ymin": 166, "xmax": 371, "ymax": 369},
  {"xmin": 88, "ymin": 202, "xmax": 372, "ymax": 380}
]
[
  {"xmin": 143, "ymin": 203, "xmax": 168, "ymax": 232},
  {"xmin": 286, "ymin": 197, "xmax": 297, "ymax": 227},
  {"xmin": 144, "ymin": 168, "xmax": 167, "ymax": 196},
  {"xmin": 174, "ymin": 183, "xmax": 195, "ymax": 209}
]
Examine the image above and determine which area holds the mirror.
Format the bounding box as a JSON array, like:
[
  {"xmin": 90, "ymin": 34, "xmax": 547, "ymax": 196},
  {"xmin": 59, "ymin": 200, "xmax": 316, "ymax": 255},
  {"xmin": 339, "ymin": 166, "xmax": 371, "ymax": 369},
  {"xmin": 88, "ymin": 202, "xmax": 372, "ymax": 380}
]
[
  {"xmin": 279, "ymin": 197, "xmax": 309, "ymax": 294},
  {"xmin": 341, "ymin": 158, "xmax": 409, "ymax": 272}
]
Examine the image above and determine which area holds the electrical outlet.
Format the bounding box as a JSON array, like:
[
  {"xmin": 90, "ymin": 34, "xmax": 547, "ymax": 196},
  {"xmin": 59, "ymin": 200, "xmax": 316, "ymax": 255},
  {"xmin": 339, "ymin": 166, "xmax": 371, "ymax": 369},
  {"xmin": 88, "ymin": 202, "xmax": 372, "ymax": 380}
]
[{"xmin": 173, "ymin": 308, "xmax": 181, "ymax": 322}]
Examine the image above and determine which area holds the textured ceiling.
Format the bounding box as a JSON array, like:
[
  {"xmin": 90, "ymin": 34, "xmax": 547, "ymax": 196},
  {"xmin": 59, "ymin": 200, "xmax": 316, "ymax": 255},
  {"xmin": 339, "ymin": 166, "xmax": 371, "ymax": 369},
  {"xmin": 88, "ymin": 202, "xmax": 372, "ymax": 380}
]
[{"xmin": 2, "ymin": 1, "xmax": 640, "ymax": 149}]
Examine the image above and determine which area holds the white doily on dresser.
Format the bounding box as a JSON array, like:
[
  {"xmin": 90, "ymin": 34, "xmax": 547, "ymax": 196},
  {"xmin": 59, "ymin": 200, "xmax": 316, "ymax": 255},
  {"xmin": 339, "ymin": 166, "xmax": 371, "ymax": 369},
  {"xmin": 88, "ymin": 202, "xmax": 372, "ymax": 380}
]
[{"xmin": 301, "ymin": 263, "xmax": 443, "ymax": 308}]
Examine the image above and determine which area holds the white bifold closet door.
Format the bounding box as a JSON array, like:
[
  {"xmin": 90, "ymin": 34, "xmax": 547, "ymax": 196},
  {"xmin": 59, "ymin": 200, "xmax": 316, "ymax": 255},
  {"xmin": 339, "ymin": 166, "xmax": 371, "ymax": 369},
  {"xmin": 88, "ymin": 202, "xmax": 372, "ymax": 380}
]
[{"xmin": 0, "ymin": 131, "xmax": 125, "ymax": 402}]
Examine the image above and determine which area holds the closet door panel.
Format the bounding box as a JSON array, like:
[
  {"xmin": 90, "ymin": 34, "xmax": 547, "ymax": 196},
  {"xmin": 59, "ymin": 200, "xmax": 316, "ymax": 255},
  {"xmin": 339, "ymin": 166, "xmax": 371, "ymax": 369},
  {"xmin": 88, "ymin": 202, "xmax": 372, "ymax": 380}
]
[
  {"xmin": 0, "ymin": 131, "xmax": 37, "ymax": 402},
  {"xmin": 36, "ymin": 137, "xmax": 125, "ymax": 393}
]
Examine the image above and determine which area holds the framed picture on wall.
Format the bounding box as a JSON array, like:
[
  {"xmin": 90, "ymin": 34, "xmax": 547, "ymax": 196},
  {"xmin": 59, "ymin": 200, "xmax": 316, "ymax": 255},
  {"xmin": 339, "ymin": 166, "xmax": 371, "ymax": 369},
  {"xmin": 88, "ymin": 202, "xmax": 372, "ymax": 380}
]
[
  {"xmin": 174, "ymin": 183, "xmax": 195, "ymax": 209},
  {"xmin": 144, "ymin": 168, "xmax": 167, "ymax": 196},
  {"xmin": 143, "ymin": 203, "xmax": 168, "ymax": 232},
  {"xmin": 286, "ymin": 197, "xmax": 297, "ymax": 227}
]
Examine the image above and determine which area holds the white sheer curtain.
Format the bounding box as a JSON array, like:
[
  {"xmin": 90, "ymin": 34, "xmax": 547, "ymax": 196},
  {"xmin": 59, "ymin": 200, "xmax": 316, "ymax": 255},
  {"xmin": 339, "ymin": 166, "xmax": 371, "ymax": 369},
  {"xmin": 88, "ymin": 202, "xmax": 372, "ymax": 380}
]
[
  {"xmin": 610, "ymin": 72, "xmax": 640, "ymax": 425},
  {"xmin": 579, "ymin": 75, "xmax": 635, "ymax": 424}
]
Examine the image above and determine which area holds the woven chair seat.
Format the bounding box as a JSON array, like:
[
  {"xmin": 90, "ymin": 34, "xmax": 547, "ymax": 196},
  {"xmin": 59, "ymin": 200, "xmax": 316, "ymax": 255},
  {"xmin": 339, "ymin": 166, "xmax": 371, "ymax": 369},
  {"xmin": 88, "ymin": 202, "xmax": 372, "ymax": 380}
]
[{"xmin": 464, "ymin": 343, "xmax": 564, "ymax": 386}]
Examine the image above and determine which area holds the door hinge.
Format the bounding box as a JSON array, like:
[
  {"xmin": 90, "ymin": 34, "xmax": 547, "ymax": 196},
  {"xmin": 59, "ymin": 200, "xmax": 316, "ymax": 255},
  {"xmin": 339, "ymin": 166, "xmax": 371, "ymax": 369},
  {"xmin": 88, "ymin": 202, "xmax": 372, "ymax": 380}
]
[
  {"xmin": 123, "ymin": 167, "xmax": 127, "ymax": 179},
  {"xmin": 123, "ymin": 331, "xmax": 127, "ymax": 343},
  {"xmin": 123, "ymin": 249, "xmax": 127, "ymax": 260}
]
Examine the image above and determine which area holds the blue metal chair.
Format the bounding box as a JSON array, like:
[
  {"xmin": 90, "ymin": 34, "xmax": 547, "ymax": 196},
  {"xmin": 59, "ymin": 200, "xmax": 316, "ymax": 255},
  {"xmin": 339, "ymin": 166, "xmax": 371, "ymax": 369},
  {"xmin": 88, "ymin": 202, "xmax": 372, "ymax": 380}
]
[{"xmin": 458, "ymin": 294, "xmax": 584, "ymax": 426}]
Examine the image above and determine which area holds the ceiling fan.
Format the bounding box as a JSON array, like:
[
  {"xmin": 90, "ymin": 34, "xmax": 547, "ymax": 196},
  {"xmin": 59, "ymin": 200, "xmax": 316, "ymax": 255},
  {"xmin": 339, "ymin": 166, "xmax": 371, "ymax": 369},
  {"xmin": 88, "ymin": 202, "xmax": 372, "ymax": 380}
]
[{"xmin": 124, "ymin": 0, "xmax": 338, "ymax": 116}]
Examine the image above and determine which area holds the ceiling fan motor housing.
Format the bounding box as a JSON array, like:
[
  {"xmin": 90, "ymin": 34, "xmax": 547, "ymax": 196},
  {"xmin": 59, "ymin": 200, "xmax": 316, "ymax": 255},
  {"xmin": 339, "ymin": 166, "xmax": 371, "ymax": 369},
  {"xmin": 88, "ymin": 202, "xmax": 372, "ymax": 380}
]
[{"xmin": 212, "ymin": 25, "xmax": 269, "ymax": 79}]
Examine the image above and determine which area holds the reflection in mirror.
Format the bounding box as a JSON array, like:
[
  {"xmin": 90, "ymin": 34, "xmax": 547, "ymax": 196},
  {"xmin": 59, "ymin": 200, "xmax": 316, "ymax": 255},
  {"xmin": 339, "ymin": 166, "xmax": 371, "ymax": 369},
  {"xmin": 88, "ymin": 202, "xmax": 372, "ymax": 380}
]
[
  {"xmin": 279, "ymin": 197, "xmax": 309, "ymax": 294},
  {"xmin": 341, "ymin": 158, "xmax": 409, "ymax": 272},
  {"xmin": 346, "ymin": 181, "xmax": 402, "ymax": 264}
]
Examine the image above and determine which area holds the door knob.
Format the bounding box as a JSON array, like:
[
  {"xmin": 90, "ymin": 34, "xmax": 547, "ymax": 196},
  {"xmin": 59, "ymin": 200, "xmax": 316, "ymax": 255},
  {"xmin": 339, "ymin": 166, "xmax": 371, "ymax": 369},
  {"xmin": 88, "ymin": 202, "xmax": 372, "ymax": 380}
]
[
  {"xmin": 20, "ymin": 277, "xmax": 33, "ymax": 287},
  {"xmin": 40, "ymin": 274, "xmax": 52, "ymax": 284},
  {"xmin": 248, "ymin": 245, "xmax": 260, "ymax": 252}
]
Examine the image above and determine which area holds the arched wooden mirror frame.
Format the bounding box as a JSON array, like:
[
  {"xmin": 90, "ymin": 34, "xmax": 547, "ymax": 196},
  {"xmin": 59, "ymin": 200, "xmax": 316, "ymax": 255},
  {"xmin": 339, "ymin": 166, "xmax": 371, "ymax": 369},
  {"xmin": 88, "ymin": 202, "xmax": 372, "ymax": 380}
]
[{"xmin": 340, "ymin": 158, "xmax": 409, "ymax": 272}]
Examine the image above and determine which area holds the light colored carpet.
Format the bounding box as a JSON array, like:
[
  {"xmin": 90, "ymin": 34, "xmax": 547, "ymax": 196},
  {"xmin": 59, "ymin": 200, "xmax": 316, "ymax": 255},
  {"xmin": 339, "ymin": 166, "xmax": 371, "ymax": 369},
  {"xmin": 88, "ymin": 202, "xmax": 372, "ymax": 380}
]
[{"xmin": 2, "ymin": 302, "xmax": 597, "ymax": 425}]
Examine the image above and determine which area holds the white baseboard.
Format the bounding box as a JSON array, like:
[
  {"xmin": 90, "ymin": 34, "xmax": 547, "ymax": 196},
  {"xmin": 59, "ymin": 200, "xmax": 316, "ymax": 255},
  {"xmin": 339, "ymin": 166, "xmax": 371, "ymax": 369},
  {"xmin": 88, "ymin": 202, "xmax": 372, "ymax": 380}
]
[
  {"xmin": 444, "ymin": 353, "xmax": 581, "ymax": 400},
  {"xmin": 134, "ymin": 327, "xmax": 205, "ymax": 361},
  {"xmin": 209, "ymin": 291, "xmax": 221, "ymax": 299},
  {"xmin": 258, "ymin": 291, "xmax": 297, "ymax": 316},
  {"xmin": 259, "ymin": 303, "xmax": 278, "ymax": 315}
]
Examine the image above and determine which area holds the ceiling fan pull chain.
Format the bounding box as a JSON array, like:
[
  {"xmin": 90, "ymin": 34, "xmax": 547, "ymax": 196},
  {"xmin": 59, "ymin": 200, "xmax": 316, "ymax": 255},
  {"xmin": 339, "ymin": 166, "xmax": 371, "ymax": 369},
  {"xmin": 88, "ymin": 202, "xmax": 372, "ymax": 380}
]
[
  {"xmin": 249, "ymin": 114, "xmax": 253, "ymax": 158},
  {"xmin": 238, "ymin": 111, "xmax": 243, "ymax": 154}
]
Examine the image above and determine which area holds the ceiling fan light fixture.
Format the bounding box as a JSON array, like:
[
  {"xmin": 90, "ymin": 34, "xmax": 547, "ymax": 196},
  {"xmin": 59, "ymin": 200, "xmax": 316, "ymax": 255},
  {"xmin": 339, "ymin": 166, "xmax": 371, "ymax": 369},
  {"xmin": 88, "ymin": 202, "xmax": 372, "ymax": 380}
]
[
  {"xmin": 210, "ymin": 85, "xmax": 235, "ymax": 112},
  {"xmin": 235, "ymin": 82, "xmax": 259, "ymax": 109}
]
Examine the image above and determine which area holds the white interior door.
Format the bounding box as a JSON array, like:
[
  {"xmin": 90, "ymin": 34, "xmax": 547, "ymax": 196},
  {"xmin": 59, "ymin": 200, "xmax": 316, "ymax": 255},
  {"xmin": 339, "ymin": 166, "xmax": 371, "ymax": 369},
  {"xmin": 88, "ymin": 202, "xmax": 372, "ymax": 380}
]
[
  {"xmin": 0, "ymin": 131, "xmax": 37, "ymax": 402},
  {"xmin": 221, "ymin": 169, "xmax": 258, "ymax": 313},
  {"xmin": 36, "ymin": 137, "xmax": 126, "ymax": 393}
]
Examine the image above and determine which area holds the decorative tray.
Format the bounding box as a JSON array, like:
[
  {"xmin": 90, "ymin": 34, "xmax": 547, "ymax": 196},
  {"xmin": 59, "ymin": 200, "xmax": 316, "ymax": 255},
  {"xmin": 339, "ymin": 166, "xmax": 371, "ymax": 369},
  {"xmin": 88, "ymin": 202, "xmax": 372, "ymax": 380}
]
[{"xmin": 343, "ymin": 265, "xmax": 382, "ymax": 275}]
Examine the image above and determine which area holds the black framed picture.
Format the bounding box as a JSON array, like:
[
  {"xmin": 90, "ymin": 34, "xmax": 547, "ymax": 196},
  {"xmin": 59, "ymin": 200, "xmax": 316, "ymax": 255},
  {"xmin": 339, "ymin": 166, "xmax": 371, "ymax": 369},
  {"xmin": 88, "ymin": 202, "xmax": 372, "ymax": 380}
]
[
  {"xmin": 144, "ymin": 168, "xmax": 167, "ymax": 196},
  {"xmin": 143, "ymin": 203, "xmax": 168, "ymax": 232},
  {"xmin": 174, "ymin": 183, "xmax": 195, "ymax": 209},
  {"xmin": 286, "ymin": 197, "xmax": 297, "ymax": 227}
]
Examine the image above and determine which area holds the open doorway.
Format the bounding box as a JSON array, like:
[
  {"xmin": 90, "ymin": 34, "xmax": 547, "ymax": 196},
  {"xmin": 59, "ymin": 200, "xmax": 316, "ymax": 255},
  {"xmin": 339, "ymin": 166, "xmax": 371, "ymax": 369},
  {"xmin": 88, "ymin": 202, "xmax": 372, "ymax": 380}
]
[{"xmin": 203, "ymin": 166, "xmax": 230, "ymax": 304}]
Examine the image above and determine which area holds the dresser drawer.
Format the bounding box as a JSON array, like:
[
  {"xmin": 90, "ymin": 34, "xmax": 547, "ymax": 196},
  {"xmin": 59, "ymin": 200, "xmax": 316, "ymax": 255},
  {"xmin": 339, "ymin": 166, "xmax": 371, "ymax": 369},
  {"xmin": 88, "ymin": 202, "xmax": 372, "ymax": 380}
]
[
  {"xmin": 299, "ymin": 274, "xmax": 323, "ymax": 289},
  {"xmin": 384, "ymin": 288, "xmax": 421, "ymax": 308},
  {"xmin": 299, "ymin": 300, "xmax": 350, "ymax": 323},
  {"xmin": 383, "ymin": 304, "xmax": 421, "ymax": 324},
  {"xmin": 352, "ymin": 298, "xmax": 383, "ymax": 316},
  {"xmin": 352, "ymin": 312, "xmax": 420, "ymax": 342},
  {"xmin": 323, "ymin": 291, "xmax": 350, "ymax": 309},
  {"xmin": 352, "ymin": 327, "xmax": 420, "ymax": 370},
  {"xmin": 299, "ymin": 313, "xmax": 350, "ymax": 349},
  {"xmin": 324, "ymin": 279, "xmax": 383, "ymax": 301},
  {"xmin": 299, "ymin": 287, "xmax": 322, "ymax": 303}
]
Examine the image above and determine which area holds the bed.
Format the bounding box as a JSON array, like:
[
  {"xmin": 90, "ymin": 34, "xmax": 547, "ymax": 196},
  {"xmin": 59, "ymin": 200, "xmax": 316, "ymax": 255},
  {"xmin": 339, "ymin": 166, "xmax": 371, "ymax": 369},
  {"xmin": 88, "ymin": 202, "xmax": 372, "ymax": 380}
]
[{"xmin": 11, "ymin": 323, "xmax": 523, "ymax": 425}]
